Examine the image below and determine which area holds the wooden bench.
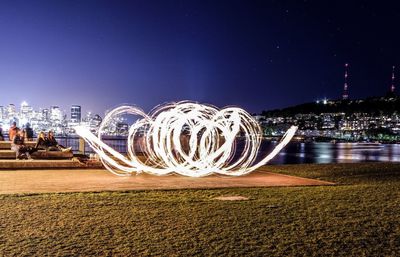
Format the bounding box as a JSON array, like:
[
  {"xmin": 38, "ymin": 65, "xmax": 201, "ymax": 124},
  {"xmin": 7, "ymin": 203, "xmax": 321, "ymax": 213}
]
[
  {"xmin": 0, "ymin": 141, "xmax": 36, "ymax": 150},
  {"xmin": 0, "ymin": 159, "xmax": 86, "ymax": 169},
  {"xmin": 0, "ymin": 141, "xmax": 74, "ymax": 159},
  {"xmin": 0, "ymin": 149, "xmax": 73, "ymax": 159}
]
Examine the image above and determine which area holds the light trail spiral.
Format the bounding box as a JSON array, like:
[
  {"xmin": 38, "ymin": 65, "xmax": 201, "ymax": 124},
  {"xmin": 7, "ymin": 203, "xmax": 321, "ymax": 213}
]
[{"xmin": 75, "ymin": 101, "xmax": 297, "ymax": 177}]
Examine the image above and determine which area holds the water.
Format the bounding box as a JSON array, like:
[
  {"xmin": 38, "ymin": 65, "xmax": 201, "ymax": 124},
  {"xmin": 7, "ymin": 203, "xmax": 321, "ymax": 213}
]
[
  {"xmin": 263, "ymin": 142, "xmax": 400, "ymax": 165},
  {"xmin": 59, "ymin": 136, "xmax": 400, "ymax": 164}
]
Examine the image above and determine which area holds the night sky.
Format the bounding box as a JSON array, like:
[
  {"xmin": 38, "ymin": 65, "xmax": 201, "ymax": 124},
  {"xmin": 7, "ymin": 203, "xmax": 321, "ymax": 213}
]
[{"xmin": 1, "ymin": 0, "xmax": 400, "ymax": 115}]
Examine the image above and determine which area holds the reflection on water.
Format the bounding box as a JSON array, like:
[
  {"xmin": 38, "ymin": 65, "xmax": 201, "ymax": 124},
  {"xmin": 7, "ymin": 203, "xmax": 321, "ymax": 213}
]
[
  {"xmin": 60, "ymin": 136, "xmax": 400, "ymax": 165},
  {"xmin": 266, "ymin": 142, "xmax": 400, "ymax": 165}
]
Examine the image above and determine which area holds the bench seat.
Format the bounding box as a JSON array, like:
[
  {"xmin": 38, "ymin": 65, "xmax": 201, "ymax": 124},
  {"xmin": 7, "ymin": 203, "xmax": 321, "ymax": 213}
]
[
  {"xmin": 0, "ymin": 149, "xmax": 73, "ymax": 159},
  {"xmin": 0, "ymin": 141, "xmax": 36, "ymax": 150},
  {"xmin": 31, "ymin": 150, "xmax": 73, "ymax": 159},
  {"xmin": 0, "ymin": 159, "xmax": 85, "ymax": 169}
]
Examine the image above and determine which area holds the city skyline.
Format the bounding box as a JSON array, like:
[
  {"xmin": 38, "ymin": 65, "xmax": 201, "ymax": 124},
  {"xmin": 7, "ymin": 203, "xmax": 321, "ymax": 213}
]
[
  {"xmin": 1, "ymin": 1, "xmax": 400, "ymax": 114},
  {"xmin": 0, "ymin": 101, "xmax": 106, "ymax": 135},
  {"xmin": 0, "ymin": 101, "xmax": 99, "ymax": 118}
]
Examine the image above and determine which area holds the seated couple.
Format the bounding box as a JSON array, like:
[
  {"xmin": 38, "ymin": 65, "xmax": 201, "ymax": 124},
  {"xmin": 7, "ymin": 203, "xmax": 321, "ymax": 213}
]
[
  {"xmin": 35, "ymin": 131, "xmax": 72, "ymax": 152},
  {"xmin": 12, "ymin": 130, "xmax": 72, "ymax": 160}
]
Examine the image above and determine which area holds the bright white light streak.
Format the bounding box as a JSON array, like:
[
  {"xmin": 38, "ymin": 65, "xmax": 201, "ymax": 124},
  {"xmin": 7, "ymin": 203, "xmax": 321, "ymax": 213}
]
[{"xmin": 75, "ymin": 101, "xmax": 297, "ymax": 177}]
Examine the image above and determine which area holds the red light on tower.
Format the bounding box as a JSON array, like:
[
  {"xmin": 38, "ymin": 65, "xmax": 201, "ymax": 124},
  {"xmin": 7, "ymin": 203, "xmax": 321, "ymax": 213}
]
[
  {"xmin": 391, "ymin": 65, "xmax": 395, "ymax": 93},
  {"xmin": 342, "ymin": 63, "xmax": 349, "ymax": 100}
]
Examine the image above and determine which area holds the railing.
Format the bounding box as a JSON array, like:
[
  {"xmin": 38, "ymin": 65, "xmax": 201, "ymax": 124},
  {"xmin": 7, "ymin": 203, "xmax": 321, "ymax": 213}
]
[{"xmin": 55, "ymin": 136, "xmax": 128, "ymax": 154}]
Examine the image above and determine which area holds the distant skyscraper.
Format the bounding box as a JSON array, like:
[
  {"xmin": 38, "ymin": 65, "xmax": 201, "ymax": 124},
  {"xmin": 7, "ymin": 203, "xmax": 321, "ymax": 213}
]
[
  {"xmin": 7, "ymin": 104, "xmax": 16, "ymax": 119},
  {"xmin": 50, "ymin": 106, "xmax": 62, "ymax": 123},
  {"xmin": 71, "ymin": 105, "xmax": 82, "ymax": 123},
  {"xmin": 20, "ymin": 101, "xmax": 33, "ymax": 120},
  {"xmin": 0, "ymin": 106, "xmax": 5, "ymax": 120},
  {"xmin": 42, "ymin": 108, "xmax": 49, "ymax": 121},
  {"xmin": 342, "ymin": 63, "xmax": 349, "ymax": 100}
]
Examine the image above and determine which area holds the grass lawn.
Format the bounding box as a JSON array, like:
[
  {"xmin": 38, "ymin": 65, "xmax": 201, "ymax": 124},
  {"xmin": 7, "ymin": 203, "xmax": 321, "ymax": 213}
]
[{"xmin": 1, "ymin": 163, "xmax": 400, "ymax": 256}]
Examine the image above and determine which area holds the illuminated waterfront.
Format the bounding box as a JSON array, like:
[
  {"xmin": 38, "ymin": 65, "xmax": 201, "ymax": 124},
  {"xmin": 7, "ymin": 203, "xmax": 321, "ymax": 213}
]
[
  {"xmin": 59, "ymin": 136, "xmax": 400, "ymax": 164},
  {"xmin": 266, "ymin": 142, "xmax": 400, "ymax": 164}
]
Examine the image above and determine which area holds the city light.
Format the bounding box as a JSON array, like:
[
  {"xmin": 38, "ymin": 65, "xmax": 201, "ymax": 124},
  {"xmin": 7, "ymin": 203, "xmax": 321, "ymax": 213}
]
[
  {"xmin": 0, "ymin": 102, "xmax": 105, "ymax": 135},
  {"xmin": 75, "ymin": 102, "xmax": 298, "ymax": 177}
]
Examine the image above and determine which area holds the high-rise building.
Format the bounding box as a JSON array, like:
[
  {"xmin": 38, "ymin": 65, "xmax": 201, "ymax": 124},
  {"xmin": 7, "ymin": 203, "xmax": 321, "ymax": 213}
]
[
  {"xmin": 50, "ymin": 106, "xmax": 62, "ymax": 123},
  {"xmin": 7, "ymin": 104, "xmax": 16, "ymax": 119},
  {"xmin": 0, "ymin": 106, "xmax": 5, "ymax": 120},
  {"xmin": 42, "ymin": 108, "xmax": 49, "ymax": 121},
  {"xmin": 20, "ymin": 101, "xmax": 33, "ymax": 119},
  {"xmin": 342, "ymin": 63, "xmax": 349, "ymax": 100},
  {"xmin": 71, "ymin": 105, "xmax": 82, "ymax": 123}
]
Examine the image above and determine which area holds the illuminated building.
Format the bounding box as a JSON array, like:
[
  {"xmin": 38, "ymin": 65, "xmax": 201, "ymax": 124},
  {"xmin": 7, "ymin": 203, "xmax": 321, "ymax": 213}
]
[{"xmin": 71, "ymin": 105, "xmax": 82, "ymax": 123}]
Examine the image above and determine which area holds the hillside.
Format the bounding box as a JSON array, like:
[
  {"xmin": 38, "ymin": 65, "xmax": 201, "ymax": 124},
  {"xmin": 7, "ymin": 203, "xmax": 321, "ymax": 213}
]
[{"xmin": 261, "ymin": 96, "xmax": 400, "ymax": 117}]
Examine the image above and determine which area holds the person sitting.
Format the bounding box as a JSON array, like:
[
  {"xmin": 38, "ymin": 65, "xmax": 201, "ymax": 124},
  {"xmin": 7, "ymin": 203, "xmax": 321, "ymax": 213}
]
[
  {"xmin": 24, "ymin": 123, "xmax": 34, "ymax": 141},
  {"xmin": 8, "ymin": 122, "xmax": 19, "ymax": 142},
  {"xmin": 11, "ymin": 129, "xmax": 32, "ymax": 160},
  {"xmin": 47, "ymin": 131, "xmax": 72, "ymax": 152},
  {"xmin": 0, "ymin": 125, "xmax": 4, "ymax": 141},
  {"xmin": 33, "ymin": 131, "xmax": 48, "ymax": 151}
]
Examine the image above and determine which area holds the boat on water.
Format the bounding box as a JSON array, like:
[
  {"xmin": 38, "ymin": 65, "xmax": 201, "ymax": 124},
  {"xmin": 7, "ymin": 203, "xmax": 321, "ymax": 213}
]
[
  {"xmin": 356, "ymin": 142, "xmax": 382, "ymax": 147},
  {"xmin": 350, "ymin": 142, "xmax": 385, "ymax": 150},
  {"xmin": 333, "ymin": 141, "xmax": 384, "ymax": 151}
]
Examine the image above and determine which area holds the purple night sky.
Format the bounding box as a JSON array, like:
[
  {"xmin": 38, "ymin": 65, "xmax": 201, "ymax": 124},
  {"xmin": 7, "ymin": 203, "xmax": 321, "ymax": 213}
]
[{"xmin": 0, "ymin": 1, "xmax": 399, "ymax": 115}]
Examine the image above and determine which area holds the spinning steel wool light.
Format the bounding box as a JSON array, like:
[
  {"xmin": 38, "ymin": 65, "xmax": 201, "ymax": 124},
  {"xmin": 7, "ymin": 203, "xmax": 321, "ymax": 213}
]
[{"xmin": 75, "ymin": 102, "xmax": 297, "ymax": 177}]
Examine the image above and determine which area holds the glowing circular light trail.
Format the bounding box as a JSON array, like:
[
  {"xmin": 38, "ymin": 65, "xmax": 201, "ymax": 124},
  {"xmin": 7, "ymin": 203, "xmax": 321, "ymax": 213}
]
[{"xmin": 75, "ymin": 101, "xmax": 297, "ymax": 177}]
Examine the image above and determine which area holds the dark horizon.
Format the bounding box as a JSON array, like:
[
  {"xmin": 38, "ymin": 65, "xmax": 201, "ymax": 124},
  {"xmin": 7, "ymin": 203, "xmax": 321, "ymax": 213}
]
[{"xmin": 1, "ymin": 0, "xmax": 399, "ymax": 115}]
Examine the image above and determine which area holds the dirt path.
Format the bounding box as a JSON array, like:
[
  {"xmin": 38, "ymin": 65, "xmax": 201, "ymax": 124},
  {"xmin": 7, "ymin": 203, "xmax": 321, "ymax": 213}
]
[{"xmin": 0, "ymin": 168, "xmax": 334, "ymax": 194}]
